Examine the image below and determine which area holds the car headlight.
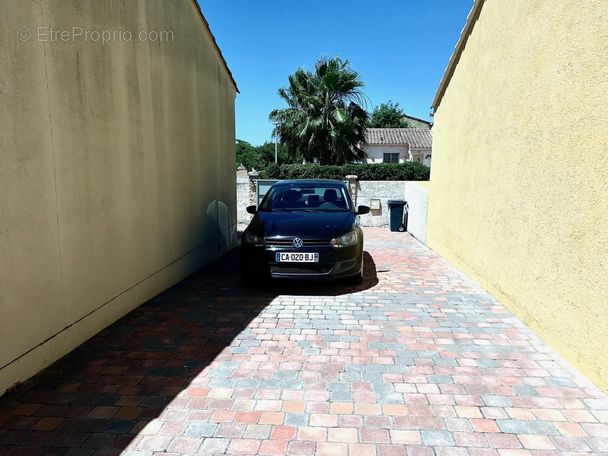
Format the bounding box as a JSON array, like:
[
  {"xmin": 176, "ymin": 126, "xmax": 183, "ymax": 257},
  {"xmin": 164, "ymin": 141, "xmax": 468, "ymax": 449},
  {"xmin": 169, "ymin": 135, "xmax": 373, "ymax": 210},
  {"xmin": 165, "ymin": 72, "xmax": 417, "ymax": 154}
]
[
  {"xmin": 330, "ymin": 231, "xmax": 358, "ymax": 248},
  {"xmin": 243, "ymin": 231, "xmax": 265, "ymax": 247}
]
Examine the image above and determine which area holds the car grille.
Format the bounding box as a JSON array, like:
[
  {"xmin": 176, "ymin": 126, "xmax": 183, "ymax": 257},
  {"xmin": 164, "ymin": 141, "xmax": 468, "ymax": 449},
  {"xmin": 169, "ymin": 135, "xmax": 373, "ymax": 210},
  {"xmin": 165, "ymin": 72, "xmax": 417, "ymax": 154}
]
[
  {"xmin": 270, "ymin": 264, "xmax": 333, "ymax": 275},
  {"xmin": 265, "ymin": 237, "xmax": 330, "ymax": 248}
]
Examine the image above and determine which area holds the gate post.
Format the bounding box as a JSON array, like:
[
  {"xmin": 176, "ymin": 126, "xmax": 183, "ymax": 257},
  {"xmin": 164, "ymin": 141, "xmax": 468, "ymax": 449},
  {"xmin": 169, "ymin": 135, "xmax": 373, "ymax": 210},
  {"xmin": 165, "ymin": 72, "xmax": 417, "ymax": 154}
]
[
  {"xmin": 248, "ymin": 169, "xmax": 259, "ymax": 206},
  {"xmin": 345, "ymin": 174, "xmax": 358, "ymax": 205}
]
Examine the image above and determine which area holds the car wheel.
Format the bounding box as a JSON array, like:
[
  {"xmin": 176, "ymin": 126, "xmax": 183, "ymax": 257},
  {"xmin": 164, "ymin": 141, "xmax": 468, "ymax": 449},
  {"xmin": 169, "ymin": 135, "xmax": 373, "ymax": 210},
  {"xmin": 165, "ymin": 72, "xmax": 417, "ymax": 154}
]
[
  {"xmin": 345, "ymin": 255, "xmax": 364, "ymax": 285},
  {"xmin": 346, "ymin": 270, "xmax": 364, "ymax": 285}
]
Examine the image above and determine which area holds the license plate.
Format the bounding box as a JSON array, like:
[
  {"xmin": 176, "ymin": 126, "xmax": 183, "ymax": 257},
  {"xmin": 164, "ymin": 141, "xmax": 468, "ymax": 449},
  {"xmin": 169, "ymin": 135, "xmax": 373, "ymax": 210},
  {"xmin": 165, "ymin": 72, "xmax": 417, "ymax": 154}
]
[{"xmin": 275, "ymin": 252, "xmax": 319, "ymax": 263}]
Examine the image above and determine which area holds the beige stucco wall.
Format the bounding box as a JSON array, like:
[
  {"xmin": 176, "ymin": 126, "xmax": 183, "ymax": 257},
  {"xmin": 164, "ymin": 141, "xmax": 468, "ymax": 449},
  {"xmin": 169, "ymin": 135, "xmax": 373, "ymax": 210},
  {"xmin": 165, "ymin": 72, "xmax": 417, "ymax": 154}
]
[
  {"xmin": 428, "ymin": 0, "xmax": 608, "ymax": 390},
  {"xmin": 0, "ymin": 0, "xmax": 237, "ymax": 394}
]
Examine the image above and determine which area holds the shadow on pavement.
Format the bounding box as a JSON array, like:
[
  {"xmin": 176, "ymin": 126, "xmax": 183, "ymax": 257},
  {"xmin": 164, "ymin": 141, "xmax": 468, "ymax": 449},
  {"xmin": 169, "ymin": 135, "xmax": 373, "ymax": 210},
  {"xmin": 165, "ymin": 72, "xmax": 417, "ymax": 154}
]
[
  {"xmin": 0, "ymin": 242, "xmax": 379, "ymax": 455},
  {"xmin": 258, "ymin": 251, "xmax": 379, "ymax": 296}
]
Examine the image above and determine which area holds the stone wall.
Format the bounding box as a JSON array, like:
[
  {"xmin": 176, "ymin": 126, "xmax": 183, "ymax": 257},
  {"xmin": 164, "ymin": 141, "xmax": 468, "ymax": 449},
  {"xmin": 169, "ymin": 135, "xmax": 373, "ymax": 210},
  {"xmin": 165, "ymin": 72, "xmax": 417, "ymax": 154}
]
[{"xmin": 236, "ymin": 177, "xmax": 429, "ymax": 242}]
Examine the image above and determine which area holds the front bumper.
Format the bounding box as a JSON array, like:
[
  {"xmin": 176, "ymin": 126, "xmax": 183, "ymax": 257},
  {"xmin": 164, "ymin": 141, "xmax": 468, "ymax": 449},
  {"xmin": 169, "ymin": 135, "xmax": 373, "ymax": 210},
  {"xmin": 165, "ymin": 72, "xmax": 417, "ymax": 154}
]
[{"xmin": 240, "ymin": 242, "xmax": 362, "ymax": 281}]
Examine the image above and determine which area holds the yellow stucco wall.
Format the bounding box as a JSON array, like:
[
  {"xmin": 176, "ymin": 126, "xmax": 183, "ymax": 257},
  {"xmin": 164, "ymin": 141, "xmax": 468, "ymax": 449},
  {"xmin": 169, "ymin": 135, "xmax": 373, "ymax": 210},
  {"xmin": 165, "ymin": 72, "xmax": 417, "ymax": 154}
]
[
  {"xmin": 0, "ymin": 0, "xmax": 237, "ymax": 394},
  {"xmin": 428, "ymin": 0, "xmax": 608, "ymax": 391}
]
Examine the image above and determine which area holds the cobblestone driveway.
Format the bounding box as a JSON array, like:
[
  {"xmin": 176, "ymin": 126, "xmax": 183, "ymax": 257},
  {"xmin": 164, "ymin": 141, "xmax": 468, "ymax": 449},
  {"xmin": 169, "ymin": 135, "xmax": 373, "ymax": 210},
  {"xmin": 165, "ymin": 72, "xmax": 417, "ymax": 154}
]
[{"xmin": 1, "ymin": 228, "xmax": 607, "ymax": 455}]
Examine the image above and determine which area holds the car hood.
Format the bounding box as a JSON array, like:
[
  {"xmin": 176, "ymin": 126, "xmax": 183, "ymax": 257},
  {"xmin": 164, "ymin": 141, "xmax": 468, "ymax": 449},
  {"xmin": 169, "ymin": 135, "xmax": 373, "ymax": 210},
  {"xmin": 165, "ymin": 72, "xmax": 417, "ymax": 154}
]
[{"xmin": 251, "ymin": 211, "xmax": 355, "ymax": 239}]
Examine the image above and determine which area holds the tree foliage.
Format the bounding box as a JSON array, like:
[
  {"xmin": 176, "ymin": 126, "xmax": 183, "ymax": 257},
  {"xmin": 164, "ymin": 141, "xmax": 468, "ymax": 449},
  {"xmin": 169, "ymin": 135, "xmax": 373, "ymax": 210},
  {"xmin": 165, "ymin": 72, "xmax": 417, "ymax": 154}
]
[
  {"xmin": 235, "ymin": 139, "xmax": 297, "ymax": 171},
  {"xmin": 367, "ymin": 101, "xmax": 410, "ymax": 128},
  {"xmin": 235, "ymin": 140, "xmax": 262, "ymax": 170},
  {"xmin": 269, "ymin": 57, "xmax": 369, "ymax": 165}
]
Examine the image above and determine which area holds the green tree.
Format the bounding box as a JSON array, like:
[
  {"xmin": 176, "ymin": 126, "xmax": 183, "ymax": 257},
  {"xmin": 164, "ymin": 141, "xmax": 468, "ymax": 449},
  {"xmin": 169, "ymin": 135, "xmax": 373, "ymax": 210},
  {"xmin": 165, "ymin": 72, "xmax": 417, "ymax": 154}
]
[
  {"xmin": 235, "ymin": 139, "xmax": 262, "ymax": 170},
  {"xmin": 269, "ymin": 57, "xmax": 369, "ymax": 165},
  {"xmin": 256, "ymin": 141, "xmax": 299, "ymax": 165},
  {"xmin": 235, "ymin": 140, "xmax": 300, "ymax": 171},
  {"xmin": 367, "ymin": 101, "xmax": 410, "ymax": 128}
]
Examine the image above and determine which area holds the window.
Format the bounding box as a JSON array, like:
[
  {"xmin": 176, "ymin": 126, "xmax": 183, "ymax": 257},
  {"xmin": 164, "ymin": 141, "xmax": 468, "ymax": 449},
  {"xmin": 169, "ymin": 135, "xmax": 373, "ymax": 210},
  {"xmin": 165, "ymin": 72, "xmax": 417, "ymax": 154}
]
[
  {"xmin": 383, "ymin": 153, "xmax": 399, "ymax": 163},
  {"xmin": 260, "ymin": 183, "xmax": 351, "ymax": 212}
]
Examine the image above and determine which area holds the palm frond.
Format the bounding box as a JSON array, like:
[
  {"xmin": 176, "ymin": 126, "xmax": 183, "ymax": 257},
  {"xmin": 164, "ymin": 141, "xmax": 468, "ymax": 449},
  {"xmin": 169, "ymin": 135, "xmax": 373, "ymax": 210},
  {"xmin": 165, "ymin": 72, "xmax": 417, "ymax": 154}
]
[{"xmin": 271, "ymin": 57, "xmax": 371, "ymax": 164}]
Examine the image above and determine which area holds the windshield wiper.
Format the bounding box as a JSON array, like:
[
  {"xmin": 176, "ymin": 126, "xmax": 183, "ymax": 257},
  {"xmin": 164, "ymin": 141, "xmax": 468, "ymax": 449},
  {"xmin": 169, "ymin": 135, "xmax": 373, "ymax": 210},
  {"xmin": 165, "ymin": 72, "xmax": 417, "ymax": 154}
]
[{"xmin": 270, "ymin": 208, "xmax": 315, "ymax": 212}]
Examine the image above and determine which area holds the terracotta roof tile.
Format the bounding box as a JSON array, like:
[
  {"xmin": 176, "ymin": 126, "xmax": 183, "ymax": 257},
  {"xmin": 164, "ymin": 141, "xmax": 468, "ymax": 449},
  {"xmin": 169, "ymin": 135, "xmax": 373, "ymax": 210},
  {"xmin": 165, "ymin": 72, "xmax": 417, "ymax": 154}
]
[{"xmin": 365, "ymin": 128, "xmax": 432, "ymax": 148}]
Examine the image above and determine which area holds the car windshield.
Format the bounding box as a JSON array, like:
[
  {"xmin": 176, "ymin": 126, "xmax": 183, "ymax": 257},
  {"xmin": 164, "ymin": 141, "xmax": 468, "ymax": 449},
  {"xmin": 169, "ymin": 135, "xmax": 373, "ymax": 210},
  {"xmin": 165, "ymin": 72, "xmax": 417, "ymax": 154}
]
[{"xmin": 260, "ymin": 183, "xmax": 351, "ymax": 212}]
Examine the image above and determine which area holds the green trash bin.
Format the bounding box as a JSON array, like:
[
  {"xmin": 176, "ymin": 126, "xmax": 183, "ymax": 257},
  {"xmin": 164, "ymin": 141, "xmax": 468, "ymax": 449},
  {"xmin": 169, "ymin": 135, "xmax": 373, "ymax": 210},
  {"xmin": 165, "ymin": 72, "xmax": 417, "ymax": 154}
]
[{"xmin": 387, "ymin": 199, "xmax": 408, "ymax": 232}]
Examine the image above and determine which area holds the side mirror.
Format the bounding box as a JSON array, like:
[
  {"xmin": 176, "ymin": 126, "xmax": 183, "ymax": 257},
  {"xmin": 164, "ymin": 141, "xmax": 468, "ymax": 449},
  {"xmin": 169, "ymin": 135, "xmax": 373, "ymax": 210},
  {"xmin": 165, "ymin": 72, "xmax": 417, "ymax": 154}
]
[
  {"xmin": 246, "ymin": 205, "xmax": 257, "ymax": 215},
  {"xmin": 356, "ymin": 205, "xmax": 370, "ymax": 215}
]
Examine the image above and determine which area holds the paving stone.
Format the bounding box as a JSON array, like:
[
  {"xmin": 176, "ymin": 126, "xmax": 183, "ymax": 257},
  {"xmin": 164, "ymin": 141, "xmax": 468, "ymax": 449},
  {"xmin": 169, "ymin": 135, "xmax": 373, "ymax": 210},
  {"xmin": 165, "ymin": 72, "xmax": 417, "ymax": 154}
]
[
  {"xmin": 482, "ymin": 396, "xmax": 513, "ymax": 407},
  {"xmin": 184, "ymin": 422, "xmax": 217, "ymax": 438},
  {"xmin": 444, "ymin": 417, "xmax": 473, "ymax": 432},
  {"xmin": 1, "ymin": 227, "xmax": 607, "ymax": 455},
  {"xmin": 284, "ymin": 413, "xmax": 309, "ymax": 426},
  {"xmin": 200, "ymin": 437, "xmax": 229, "ymax": 453},
  {"xmin": 243, "ymin": 424, "xmax": 271, "ymax": 439},
  {"xmin": 497, "ymin": 420, "xmax": 534, "ymax": 435},
  {"xmin": 421, "ymin": 430, "xmax": 455, "ymax": 446},
  {"xmin": 513, "ymin": 386, "xmax": 539, "ymax": 397}
]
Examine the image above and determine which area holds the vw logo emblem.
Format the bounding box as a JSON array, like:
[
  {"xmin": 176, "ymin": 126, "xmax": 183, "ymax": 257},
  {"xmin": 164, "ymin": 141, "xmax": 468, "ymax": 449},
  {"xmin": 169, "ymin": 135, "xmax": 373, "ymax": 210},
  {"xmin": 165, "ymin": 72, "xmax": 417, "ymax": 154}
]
[{"xmin": 292, "ymin": 237, "xmax": 303, "ymax": 248}]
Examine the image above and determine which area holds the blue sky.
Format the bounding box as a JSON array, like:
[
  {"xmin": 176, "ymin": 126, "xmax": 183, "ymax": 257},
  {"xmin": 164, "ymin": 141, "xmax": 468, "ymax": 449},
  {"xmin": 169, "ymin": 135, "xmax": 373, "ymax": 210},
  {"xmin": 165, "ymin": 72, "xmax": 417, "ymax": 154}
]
[{"xmin": 198, "ymin": 1, "xmax": 472, "ymax": 146}]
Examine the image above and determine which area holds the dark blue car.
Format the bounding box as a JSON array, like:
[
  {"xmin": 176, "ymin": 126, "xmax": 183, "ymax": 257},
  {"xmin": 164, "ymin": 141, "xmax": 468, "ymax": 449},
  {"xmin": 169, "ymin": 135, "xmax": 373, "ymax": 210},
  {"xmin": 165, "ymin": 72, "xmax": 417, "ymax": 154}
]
[{"xmin": 240, "ymin": 179, "xmax": 370, "ymax": 284}]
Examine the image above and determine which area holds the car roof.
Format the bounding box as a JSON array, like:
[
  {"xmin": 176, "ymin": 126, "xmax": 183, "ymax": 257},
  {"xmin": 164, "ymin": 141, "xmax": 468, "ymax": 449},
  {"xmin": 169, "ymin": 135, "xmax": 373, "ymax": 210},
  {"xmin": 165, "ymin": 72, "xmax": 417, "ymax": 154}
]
[{"xmin": 274, "ymin": 179, "xmax": 346, "ymax": 186}]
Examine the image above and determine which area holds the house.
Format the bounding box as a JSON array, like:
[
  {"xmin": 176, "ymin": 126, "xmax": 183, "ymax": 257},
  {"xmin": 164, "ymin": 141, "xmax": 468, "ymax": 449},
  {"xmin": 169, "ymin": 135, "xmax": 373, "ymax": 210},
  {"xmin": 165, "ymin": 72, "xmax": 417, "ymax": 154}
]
[
  {"xmin": 403, "ymin": 114, "xmax": 433, "ymax": 129},
  {"xmin": 364, "ymin": 128, "xmax": 432, "ymax": 166},
  {"xmin": 427, "ymin": 0, "xmax": 608, "ymax": 391},
  {"xmin": 0, "ymin": 0, "xmax": 237, "ymax": 394}
]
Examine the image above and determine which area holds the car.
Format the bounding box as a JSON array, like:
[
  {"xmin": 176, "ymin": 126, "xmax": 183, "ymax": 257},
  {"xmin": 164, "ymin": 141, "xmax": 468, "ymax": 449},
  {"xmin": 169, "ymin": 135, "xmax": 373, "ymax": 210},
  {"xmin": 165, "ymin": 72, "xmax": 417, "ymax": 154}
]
[{"xmin": 240, "ymin": 179, "xmax": 370, "ymax": 284}]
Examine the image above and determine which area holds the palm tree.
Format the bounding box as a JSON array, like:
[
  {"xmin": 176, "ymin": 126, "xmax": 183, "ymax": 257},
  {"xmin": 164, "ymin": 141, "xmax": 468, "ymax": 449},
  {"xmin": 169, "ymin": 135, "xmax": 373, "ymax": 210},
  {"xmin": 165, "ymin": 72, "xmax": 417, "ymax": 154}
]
[{"xmin": 269, "ymin": 58, "xmax": 369, "ymax": 165}]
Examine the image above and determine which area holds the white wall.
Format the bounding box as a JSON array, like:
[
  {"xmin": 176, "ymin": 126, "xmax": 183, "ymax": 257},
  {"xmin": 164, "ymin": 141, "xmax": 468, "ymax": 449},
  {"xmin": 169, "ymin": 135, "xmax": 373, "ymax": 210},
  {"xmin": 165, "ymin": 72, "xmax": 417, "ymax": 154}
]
[
  {"xmin": 411, "ymin": 148, "xmax": 432, "ymax": 166},
  {"xmin": 364, "ymin": 145, "xmax": 410, "ymax": 163},
  {"xmin": 356, "ymin": 181, "xmax": 429, "ymax": 243},
  {"xmin": 403, "ymin": 182, "xmax": 429, "ymax": 243}
]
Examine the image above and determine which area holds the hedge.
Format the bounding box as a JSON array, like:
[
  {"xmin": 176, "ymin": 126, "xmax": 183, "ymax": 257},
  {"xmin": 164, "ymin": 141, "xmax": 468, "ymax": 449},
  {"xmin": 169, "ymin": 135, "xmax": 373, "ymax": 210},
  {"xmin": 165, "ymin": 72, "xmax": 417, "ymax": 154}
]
[{"xmin": 261, "ymin": 162, "xmax": 430, "ymax": 181}]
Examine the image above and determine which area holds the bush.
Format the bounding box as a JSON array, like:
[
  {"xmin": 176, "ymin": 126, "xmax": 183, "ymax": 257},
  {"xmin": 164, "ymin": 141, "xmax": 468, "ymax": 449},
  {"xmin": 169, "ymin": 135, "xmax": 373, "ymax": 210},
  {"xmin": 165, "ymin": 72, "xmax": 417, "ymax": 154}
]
[{"xmin": 260, "ymin": 162, "xmax": 430, "ymax": 181}]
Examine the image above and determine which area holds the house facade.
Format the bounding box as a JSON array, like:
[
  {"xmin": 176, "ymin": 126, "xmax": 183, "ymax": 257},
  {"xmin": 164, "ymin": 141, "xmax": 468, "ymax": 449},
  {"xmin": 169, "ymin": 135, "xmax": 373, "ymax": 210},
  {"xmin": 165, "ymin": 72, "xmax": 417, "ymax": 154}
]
[
  {"xmin": 364, "ymin": 128, "xmax": 432, "ymax": 166},
  {"xmin": 0, "ymin": 0, "xmax": 237, "ymax": 394},
  {"xmin": 403, "ymin": 114, "xmax": 433, "ymax": 129},
  {"xmin": 427, "ymin": 0, "xmax": 608, "ymax": 391}
]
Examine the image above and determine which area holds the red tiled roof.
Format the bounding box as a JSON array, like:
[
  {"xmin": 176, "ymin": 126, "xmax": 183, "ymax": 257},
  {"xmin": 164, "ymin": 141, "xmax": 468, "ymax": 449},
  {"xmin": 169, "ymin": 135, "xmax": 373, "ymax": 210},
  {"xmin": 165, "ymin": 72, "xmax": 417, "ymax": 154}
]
[{"xmin": 365, "ymin": 128, "xmax": 432, "ymax": 148}]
